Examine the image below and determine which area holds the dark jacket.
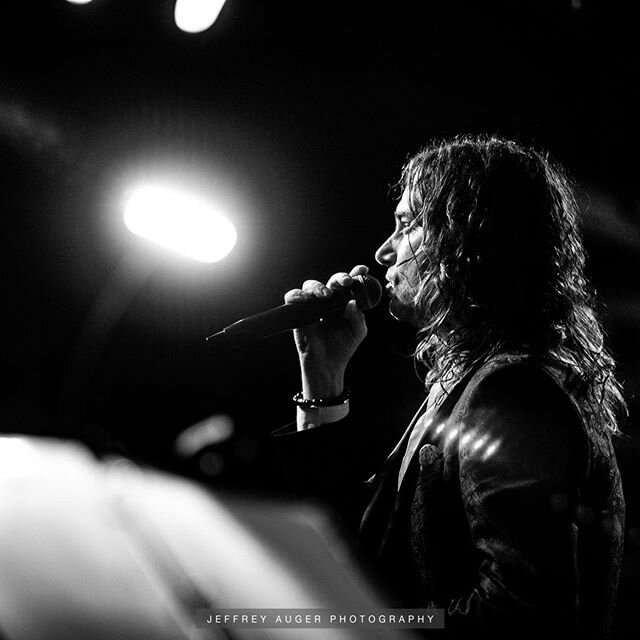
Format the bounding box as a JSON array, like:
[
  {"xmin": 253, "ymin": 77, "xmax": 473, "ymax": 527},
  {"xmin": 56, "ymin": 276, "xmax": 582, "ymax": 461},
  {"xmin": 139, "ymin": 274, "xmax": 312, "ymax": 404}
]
[{"xmin": 273, "ymin": 354, "xmax": 625, "ymax": 638}]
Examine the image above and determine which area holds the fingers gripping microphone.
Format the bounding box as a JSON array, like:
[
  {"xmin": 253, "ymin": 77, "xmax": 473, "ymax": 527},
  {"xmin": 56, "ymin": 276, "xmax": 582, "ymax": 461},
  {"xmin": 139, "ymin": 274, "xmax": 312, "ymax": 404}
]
[{"xmin": 205, "ymin": 275, "xmax": 383, "ymax": 347}]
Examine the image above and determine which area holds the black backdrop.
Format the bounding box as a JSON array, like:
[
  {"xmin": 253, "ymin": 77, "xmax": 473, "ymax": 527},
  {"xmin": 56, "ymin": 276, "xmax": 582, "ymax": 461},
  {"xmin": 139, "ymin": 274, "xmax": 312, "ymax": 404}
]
[{"xmin": 2, "ymin": 1, "xmax": 640, "ymax": 636}]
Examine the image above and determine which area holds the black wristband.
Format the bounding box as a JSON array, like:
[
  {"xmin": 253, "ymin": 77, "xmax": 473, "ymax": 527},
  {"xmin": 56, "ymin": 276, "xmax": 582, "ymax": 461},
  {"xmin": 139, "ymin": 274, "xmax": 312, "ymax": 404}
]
[{"xmin": 292, "ymin": 388, "xmax": 350, "ymax": 409}]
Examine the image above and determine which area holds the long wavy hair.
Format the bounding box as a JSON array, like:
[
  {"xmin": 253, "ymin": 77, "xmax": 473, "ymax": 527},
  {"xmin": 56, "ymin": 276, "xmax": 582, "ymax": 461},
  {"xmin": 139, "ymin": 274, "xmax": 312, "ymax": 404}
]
[{"xmin": 399, "ymin": 133, "xmax": 626, "ymax": 433}]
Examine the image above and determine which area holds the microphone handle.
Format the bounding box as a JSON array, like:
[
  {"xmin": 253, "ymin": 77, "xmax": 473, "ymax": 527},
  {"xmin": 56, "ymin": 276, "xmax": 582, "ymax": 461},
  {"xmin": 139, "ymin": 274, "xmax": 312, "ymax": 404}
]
[{"xmin": 206, "ymin": 289, "xmax": 352, "ymax": 345}]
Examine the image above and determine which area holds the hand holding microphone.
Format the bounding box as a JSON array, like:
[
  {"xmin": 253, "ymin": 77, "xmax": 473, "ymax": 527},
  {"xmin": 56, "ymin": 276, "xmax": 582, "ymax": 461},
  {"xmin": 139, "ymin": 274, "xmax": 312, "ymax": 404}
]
[
  {"xmin": 284, "ymin": 265, "xmax": 380, "ymax": 400},
  {"xmin": 206, "ymin": 265, "xmax": 382, "ymax": 400}
]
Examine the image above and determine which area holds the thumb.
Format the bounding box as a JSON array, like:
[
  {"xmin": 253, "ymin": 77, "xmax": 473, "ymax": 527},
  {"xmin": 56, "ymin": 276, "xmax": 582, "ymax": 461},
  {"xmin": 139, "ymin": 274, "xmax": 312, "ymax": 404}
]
[{"xmin": 344, "ymin": 299, "xmax": 366, "ymax": 329}]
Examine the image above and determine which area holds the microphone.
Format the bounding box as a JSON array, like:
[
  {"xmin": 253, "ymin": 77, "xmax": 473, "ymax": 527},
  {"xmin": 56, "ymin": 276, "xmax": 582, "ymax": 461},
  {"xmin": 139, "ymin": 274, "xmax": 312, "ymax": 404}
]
[{"xmin": 205, "ymin": 275, "xmax": 383, "ymax": 347}]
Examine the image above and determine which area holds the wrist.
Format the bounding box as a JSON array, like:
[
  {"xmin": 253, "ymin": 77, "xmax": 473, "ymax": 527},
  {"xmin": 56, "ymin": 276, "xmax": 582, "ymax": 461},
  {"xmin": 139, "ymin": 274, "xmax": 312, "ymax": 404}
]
[
  {"xmin": 300, "ymin": 370, "xmax": 345, "ymax": 399},
  {"xmin": 293, "ymin": 387, "xmax": 350, "ymax": 408}
]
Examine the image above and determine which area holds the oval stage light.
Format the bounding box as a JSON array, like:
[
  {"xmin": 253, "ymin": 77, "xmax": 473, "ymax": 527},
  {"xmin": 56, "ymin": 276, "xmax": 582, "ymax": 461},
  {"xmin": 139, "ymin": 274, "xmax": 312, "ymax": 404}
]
[
  {"xmin": 123, "ymin": 185, "xmax": 237, "ymax": 263},
  {"xmin": 174, "ymin": 0, "xmax": 227, "ymax": 34}
]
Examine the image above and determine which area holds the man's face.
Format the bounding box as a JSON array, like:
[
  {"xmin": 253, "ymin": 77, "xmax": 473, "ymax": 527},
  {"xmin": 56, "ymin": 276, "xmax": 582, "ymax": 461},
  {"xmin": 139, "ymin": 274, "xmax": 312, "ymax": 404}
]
[{"xmin": 375, "ymin": 188, "xmax": 425, "ymax": 324}]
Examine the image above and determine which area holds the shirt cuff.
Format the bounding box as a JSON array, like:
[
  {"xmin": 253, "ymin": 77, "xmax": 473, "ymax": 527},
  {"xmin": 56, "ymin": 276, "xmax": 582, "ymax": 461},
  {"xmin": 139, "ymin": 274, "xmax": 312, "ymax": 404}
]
[{"xmin": 296, "ymin": 401, "xmax": 350, "ymax": 431}]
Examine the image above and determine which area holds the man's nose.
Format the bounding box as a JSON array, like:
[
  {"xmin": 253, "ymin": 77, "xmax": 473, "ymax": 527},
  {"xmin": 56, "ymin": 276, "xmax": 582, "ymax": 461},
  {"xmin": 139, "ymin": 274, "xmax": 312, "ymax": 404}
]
[{"xmin": 375, "ymin": 236, "xmax": 396, "ymax": 266}]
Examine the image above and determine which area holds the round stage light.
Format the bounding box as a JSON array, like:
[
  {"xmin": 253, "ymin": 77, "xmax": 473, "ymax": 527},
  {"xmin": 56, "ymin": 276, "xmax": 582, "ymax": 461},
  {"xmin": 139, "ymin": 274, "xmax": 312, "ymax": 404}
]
[
  {"xmin": 123, "ymin": 184, "xmax": 237, "ymax": 263},
  {"xmin": 174, "ymin": 0, "xmax": 227, "ymax": 34}
]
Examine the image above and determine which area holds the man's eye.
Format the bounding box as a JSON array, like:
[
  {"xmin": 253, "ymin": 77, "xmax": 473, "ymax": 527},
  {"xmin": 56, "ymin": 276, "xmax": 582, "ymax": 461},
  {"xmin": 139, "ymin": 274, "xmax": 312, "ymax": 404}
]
[{"xmin": 393, "ymin": 215, "xmax": 415, "ymax": 235}]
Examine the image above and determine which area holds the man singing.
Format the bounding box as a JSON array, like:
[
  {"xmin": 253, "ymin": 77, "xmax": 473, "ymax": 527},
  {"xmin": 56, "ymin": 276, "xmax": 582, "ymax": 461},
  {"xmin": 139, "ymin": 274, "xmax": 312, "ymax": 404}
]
[{"xmin": 274, "ymin": 134, "xmax": 626, "ymax": 638}]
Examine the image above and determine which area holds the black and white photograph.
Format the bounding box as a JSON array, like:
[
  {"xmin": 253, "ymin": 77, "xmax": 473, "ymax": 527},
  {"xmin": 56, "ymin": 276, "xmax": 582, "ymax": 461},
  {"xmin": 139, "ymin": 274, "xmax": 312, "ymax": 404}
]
[{"xmin": 1, "ymin": 1, "xmax": 639, "ymax": 638}]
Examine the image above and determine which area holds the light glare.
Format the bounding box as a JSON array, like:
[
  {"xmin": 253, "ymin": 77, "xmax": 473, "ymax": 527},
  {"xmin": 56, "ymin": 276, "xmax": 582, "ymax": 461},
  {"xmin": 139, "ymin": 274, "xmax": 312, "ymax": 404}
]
[
  {"xmin": 483, "ymin": 440, "xmax": 501, "ymax": 461},
  {"xmin": 446, "ymin": 427, "xmax": 459, "ymax": 443},
  {"xmin": 124, "ymin": 185, "xmax": 237, "ymax": 263},
  {"xmin": 174, "ymin": 0, "xmax": 227, "ymax": 33},
  {"xmin": 66, "ymin": 0, "xmax": 94, "ymax": 4}
]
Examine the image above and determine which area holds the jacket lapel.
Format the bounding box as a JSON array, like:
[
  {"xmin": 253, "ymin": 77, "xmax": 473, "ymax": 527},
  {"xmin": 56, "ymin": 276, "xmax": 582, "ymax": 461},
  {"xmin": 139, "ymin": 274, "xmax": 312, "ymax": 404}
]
[
  {"xmin": 359, "ymin": 397, "xmax": 428, "ymax": 555},
  {"xmin": 359, "ymin": 369, "xmax": 477, "ymax": 558}
]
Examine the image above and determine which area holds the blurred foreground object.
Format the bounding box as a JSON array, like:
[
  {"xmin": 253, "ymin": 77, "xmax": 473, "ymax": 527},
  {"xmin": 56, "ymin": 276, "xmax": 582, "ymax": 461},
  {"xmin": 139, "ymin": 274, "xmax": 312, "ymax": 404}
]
[{"xmin": 0, "ymin": 435, "xmax": 410, "ymax": 640}]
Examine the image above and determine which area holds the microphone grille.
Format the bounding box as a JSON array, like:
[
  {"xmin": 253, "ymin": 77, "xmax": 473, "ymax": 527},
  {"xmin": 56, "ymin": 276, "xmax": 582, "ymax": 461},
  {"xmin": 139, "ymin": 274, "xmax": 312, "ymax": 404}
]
[{"xmin": 351, "ymin": 275, "xmax": 383, "ymax": 311}]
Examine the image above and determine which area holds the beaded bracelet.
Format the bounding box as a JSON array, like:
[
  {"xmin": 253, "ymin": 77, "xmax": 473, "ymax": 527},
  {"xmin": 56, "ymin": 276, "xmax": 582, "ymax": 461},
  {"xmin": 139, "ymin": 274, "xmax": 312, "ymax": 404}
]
[{"xmin": 292, "ymin": 388, "xmax": 351, "ymax": 409}]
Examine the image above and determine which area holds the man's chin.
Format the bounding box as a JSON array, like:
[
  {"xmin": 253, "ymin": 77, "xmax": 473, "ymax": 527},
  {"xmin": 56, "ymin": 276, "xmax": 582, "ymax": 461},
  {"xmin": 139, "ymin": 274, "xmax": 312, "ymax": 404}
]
[{"xmin": 388, "ymin": 298, "xmax": 418, "ymax": 325}]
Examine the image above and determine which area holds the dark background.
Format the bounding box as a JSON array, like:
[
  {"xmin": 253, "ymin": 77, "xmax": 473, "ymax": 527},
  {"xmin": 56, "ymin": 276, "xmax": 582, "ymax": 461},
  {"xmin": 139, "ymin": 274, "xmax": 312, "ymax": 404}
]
[{"xmin": 2, "ymin": 0, "xmax": 640, "ymax": 635}]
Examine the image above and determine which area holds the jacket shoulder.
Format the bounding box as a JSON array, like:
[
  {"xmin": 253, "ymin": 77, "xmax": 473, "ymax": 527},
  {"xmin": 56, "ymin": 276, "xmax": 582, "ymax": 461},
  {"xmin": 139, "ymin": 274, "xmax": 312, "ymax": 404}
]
[
  {"xmin": 445, "ymin": 355, "xmax": 589, "ymax": 477},
  {"xmin": 455, "ymin": 354, "xmax": 584, "ymax": 420}
]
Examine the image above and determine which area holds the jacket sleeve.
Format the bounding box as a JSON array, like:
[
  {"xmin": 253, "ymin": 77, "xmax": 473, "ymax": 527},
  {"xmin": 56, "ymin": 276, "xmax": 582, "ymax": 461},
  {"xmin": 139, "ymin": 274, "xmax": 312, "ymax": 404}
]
[
  {"xmin": 440, "ymin": 363, "xmax": 589, "ymax": 637},
  {"xmin": 271, "ymin": 415, "xmax": 382, "ymax": 532}
]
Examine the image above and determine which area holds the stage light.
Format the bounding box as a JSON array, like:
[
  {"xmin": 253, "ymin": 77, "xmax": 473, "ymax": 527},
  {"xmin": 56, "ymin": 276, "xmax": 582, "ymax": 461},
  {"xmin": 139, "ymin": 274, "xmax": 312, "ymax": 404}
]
[
  {"xmin": 66, "ymin": 0, "xmax": 94, "ymax": 5},
  {"xmin": 0, "ymin": 437, "xmax": 39, "ymax": 479},
  {"xmin": 174, "ymin": 0, "xmax": 227, "ymax": 33},
  {"xmin": 123, "ymin": 184, "xmax": 237, "ymax": 263}
]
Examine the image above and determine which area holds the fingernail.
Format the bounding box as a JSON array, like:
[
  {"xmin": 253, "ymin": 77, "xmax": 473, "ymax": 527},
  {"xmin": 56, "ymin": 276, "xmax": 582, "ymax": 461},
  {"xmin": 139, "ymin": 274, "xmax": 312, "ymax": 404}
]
[{"xmin": 346, "ymin": 300, "xmax": 358, "ymax": 314}]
